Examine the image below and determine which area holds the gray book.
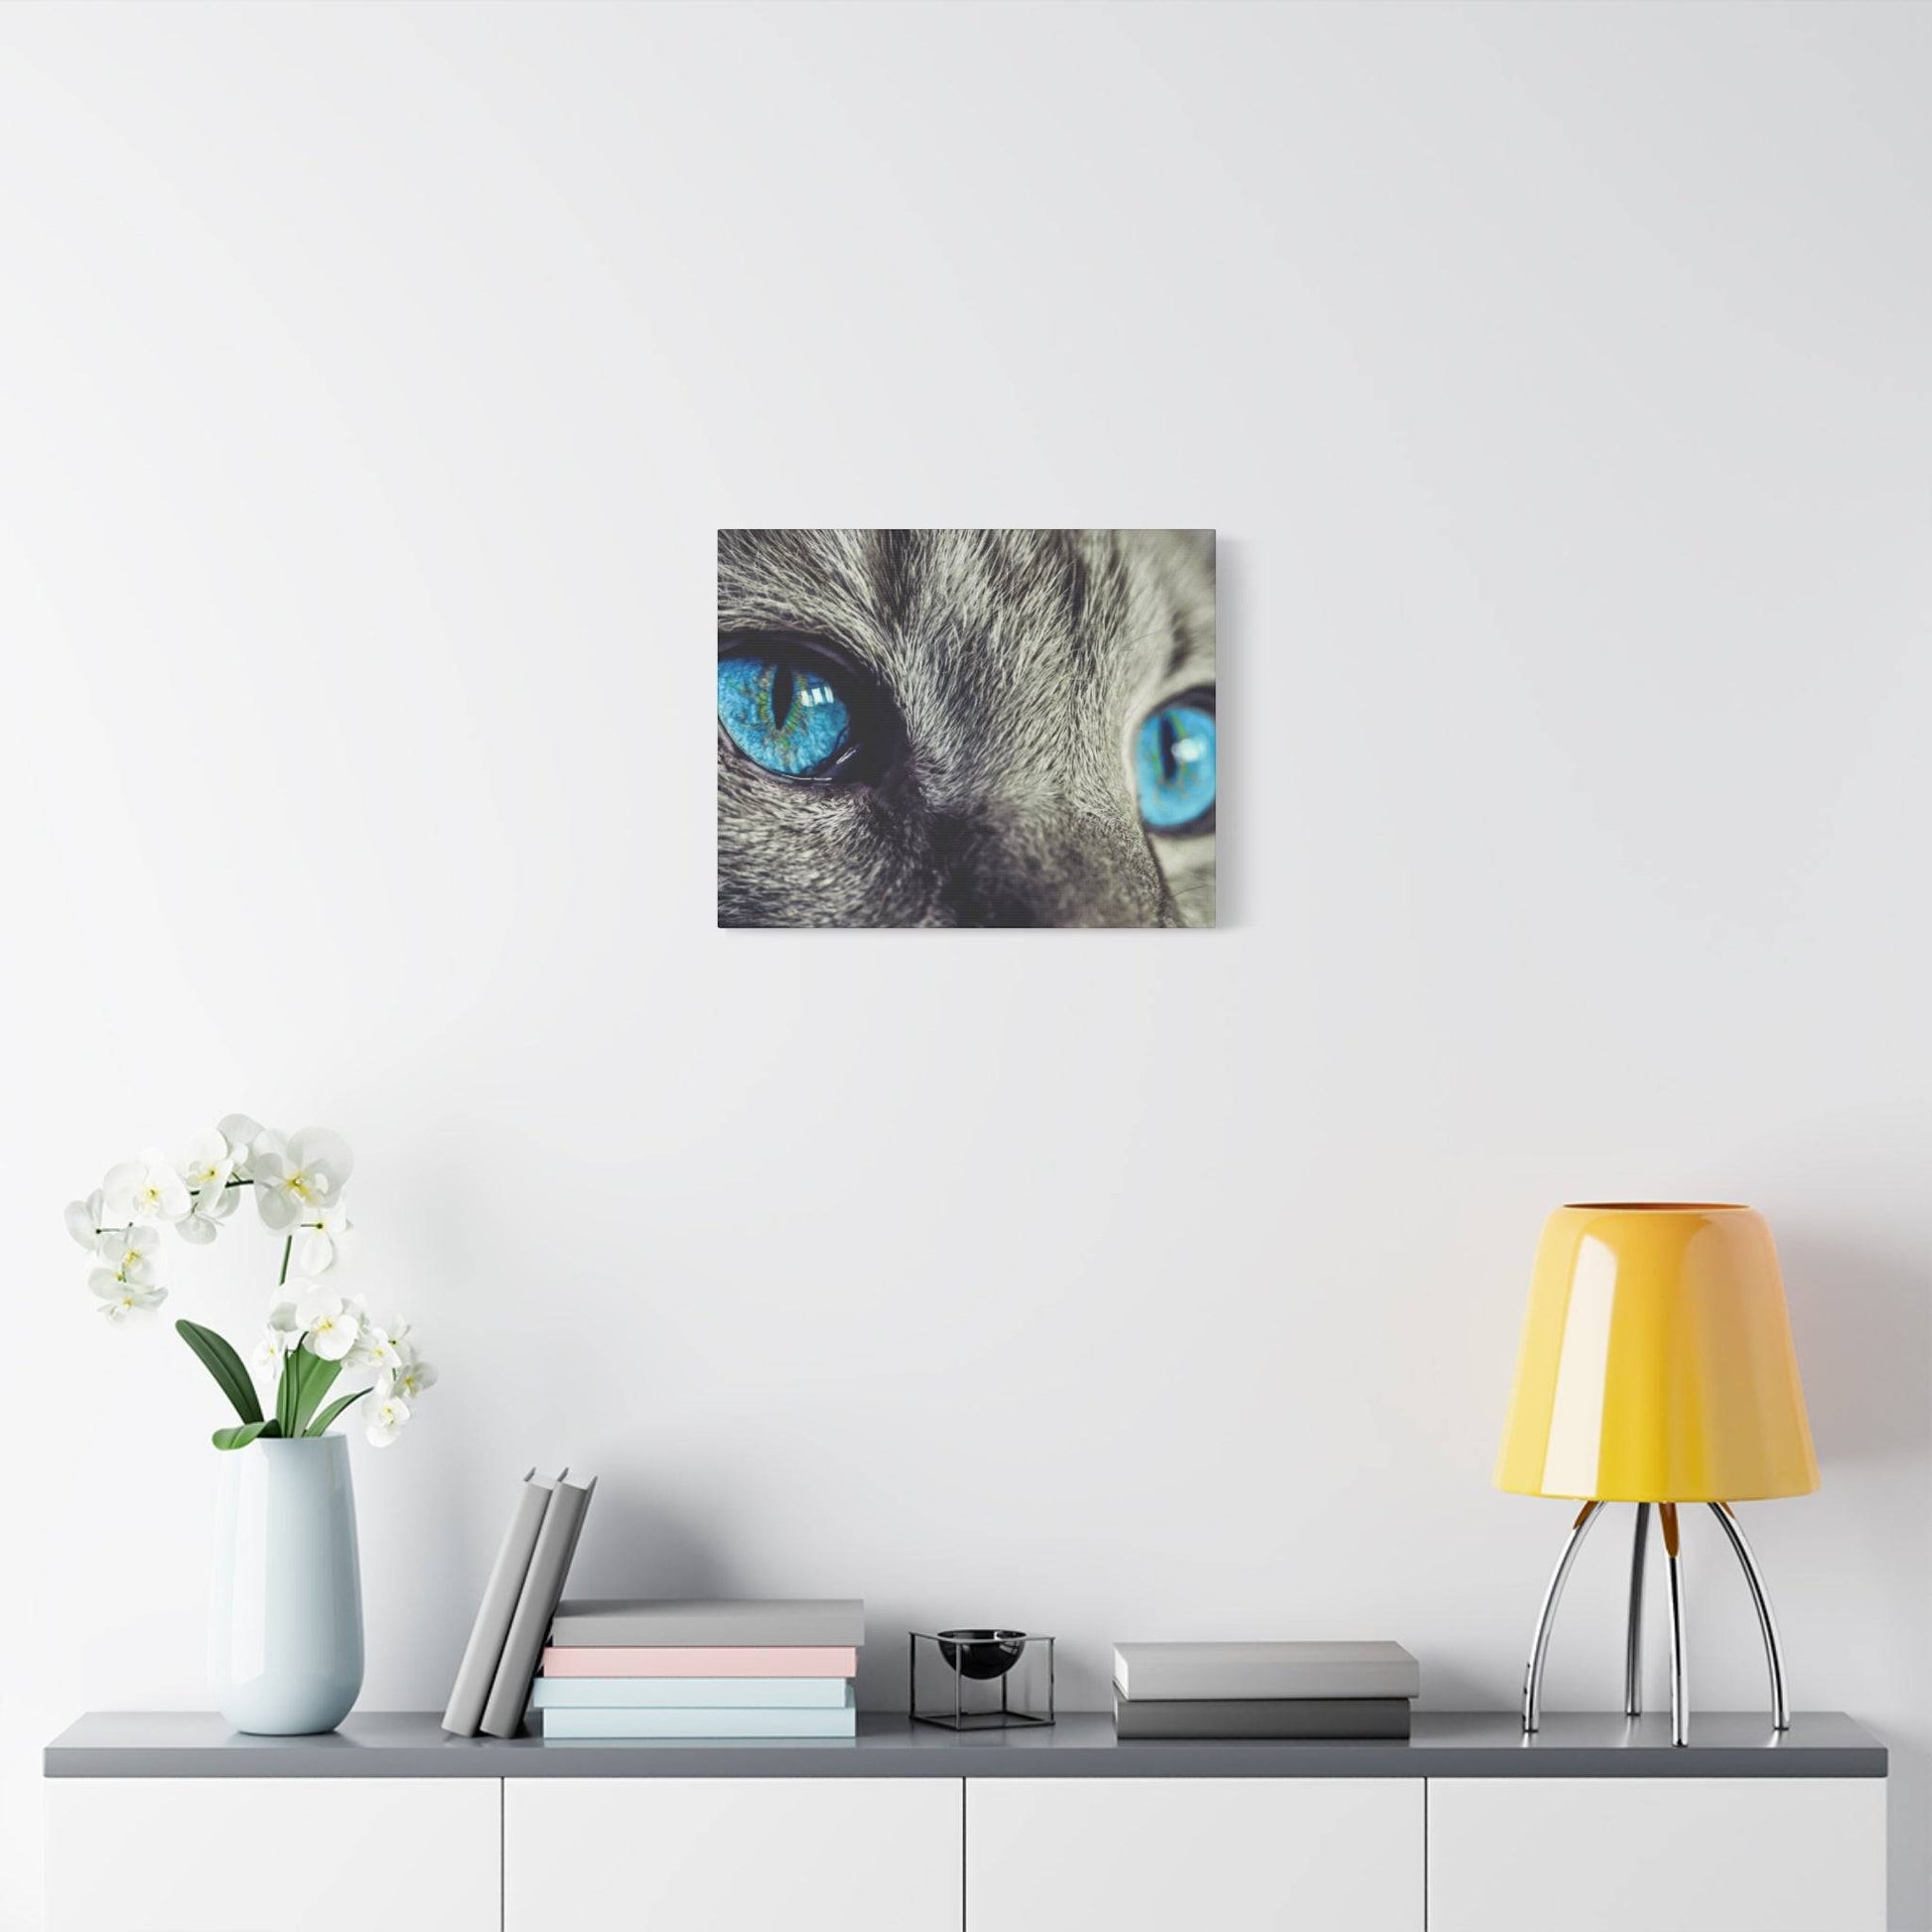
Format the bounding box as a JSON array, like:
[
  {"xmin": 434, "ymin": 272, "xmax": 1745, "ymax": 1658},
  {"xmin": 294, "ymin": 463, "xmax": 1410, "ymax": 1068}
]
[
  {"xmin": 1113, "ymin": 1693, "xmax": 1412, "ymax": 1740},
  {"xmin": 480, "ymin": 1472, "xmax": 597, "ymax": 1738},
  {"xmin": 1113, "ymin": 1641, "xmax": 1421, "ymax": 1703},
  {"xmin": 549, "ymin": 1597, "xmax": 866, "ymax": 1648},
  {"xmin": 442, "ymin": 1467, "xmax": 562, "ymax": 1737}
]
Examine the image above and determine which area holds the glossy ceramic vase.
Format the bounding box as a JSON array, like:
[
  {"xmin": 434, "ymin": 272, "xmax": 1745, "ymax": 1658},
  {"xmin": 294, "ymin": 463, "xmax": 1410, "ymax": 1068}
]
[{"xmin": 209, "ymin": 1436, "xmax": 364, "ymax": 1734}]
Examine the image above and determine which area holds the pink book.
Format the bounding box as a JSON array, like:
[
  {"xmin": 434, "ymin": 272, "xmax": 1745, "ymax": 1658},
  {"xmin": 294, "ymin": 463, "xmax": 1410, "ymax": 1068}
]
[{"xmin": 539, "ymin": 1645, "xmax": 859, "ymax": 1678}]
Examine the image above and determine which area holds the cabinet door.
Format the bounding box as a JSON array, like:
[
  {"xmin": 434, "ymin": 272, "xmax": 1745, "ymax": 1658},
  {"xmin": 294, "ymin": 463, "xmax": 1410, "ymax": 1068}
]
[
  {"xmin": 504, "ymin": 1777, "xmax": 961, "ymax": 1932},
  {"xmin": 46, "ymin": 1777, "xmax": 499, "ymax": 1932},
  {"xmin": 967, "ymin": 1777, "xmax": 1423, "ymax": 1932},
  {"xmin": 1427, "ymin": 1776, "xmax": 1886, "ymax": 1932}
]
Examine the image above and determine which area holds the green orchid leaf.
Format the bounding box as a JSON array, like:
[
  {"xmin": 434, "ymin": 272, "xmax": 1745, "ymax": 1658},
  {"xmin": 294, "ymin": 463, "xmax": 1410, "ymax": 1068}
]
[
  {"xmin": 176, "ymin": 1319, "xmax": 263, "ymax": 1426},
  {"xmin": 306, "ymin": 1386, "xmax": 370, "ymax": 1438},
  {"xmin": 292, "ymin": 1353, "xmax": 343, "ymax": 1435},
  {"xmin": 276, "ymin": 1345, "xmax": 302, "ymax": 1438},
  {"xmin": 211, "ymin": 1420, "xmax": 272, "ymax": 1451}
]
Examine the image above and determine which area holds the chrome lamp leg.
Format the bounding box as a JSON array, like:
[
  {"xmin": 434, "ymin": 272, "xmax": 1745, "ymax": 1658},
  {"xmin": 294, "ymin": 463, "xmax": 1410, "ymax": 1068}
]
[
  {"xmin": 1522, "ymin": 1500, "xmax": 1602, "ymax": 1734},
  {"xmin": 1709, "ymin": 1501, "xmax": 1790, "ymax": 1730},
  {"xmin": 1624, "ymin": 1501, "xmax": 1651, "ymax": 1718},
  {"xmin": 1661, "ymin": 1502, "xmax": 1689, "ymax": 1745}
]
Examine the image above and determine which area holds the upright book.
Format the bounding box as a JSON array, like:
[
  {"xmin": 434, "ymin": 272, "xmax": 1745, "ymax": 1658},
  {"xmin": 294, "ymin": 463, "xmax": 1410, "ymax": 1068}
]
[
  {"xmin": 549, "ymin": 1598, "xmax": 865, "ymax": 1647},
  {"xmin": 442, "ymin": 1468, "xmax": 562, "ymax": 1738},
  {"xmin": 1112, "ymin": 1641, "xmax": 1420, "ymax": 1703},
  {"xmin": 480, "ymin": 1471, "xmax": 597, "ymax": 1738}
]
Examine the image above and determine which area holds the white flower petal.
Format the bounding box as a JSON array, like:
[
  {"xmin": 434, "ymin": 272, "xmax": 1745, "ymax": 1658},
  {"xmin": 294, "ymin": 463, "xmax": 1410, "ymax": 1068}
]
[
  {"xmin": 99, "ymin": 1162, "xmax": 144, "ymax": 1223},
  {"xmin": 286, "ymin": 1128, "xmax": 353, "ymax": 1195},
  {"xmin": 65, "ymin": 1199, "xmax": 99, "ymax": 1250},
  {"xmin": 256, "ymin": 1184, "xmax": 301, "ymax": 1231}
]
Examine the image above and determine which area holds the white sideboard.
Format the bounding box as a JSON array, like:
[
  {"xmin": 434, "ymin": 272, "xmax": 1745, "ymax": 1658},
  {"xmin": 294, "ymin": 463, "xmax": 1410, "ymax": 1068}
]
[
  {"xmin": 504, "ymin": 1777, "xmax": 960, "ymax": 1932},
  {"xmin": 1428, "ymin": 1774, "xmax": 1886, "ymax": 1932},
  {"xmin": 968, "ymin": 1775, "xmax": 1421, "ymax": 1932},
  {"xmin": 45, "ymin": 1777, "xmax": 499, "ymax": 1932},
  {"xmin": 44, "ymin": 1711, "xmax": 1889, "ymax": 1932}
]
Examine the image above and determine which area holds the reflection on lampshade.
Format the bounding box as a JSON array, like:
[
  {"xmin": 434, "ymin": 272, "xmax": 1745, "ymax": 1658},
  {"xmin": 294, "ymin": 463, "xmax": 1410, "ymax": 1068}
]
[{"xmin": 1496, "ymin": 1202, "xmax": 1818, "ymax": 1504}]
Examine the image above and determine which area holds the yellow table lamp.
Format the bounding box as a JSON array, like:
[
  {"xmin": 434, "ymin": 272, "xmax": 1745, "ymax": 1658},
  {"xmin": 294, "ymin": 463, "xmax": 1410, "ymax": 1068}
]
[{"xmin": 1496, "ymin": 1203, "xmax": 1817, "ymax": 1745}]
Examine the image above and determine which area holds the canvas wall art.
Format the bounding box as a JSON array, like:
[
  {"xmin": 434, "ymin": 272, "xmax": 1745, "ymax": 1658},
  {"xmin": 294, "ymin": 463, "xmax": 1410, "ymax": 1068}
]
[{"xmin": 717, "ymin": 529, "xmax": 1216, "ymax": 927}]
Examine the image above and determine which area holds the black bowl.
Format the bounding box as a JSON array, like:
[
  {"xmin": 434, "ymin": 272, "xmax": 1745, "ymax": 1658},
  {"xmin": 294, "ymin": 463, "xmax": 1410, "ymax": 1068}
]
[{"xmin": 937, "ymin": 1629, "xmax": 1028, "ymax": 1681}]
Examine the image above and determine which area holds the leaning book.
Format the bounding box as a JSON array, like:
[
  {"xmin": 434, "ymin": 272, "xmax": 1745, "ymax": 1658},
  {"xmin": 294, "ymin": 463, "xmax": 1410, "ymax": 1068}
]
[
  {"xmin": 480, "ymin": 1471, "xmax": 597, "ymax": 1738},
  {"xmin": 442, "ymin": 1468, "xmax": 561, "ymax": 1738}
]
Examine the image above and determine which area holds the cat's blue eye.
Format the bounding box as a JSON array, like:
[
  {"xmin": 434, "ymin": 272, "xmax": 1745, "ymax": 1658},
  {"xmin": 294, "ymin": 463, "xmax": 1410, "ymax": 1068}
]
[
  {"xmin": 718, "ymin": 653, "xmax": 854, "ymax": 778},
  {"xmin": 1134, "ymin": 699, "xmax": 1216, "ymax": 833}
]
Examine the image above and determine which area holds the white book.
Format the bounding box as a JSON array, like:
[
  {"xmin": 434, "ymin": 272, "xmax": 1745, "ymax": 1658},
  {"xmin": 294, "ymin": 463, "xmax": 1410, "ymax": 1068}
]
[
  {"xmin": 1113, "ymin": 1640, "xmax": 1421, "ymax": 1703},
  {"xmin": 530, "ymin": 1676, "xmax": 852, "ymax": 1710},
  {"xmin": 541, "ymin": 1702, "xmax": 857, "ymax": 1740}
]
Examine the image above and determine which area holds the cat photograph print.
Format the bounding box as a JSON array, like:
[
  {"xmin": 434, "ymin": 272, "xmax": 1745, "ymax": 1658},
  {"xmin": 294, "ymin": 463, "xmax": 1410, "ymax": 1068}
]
[{"xmin": 717, "ymin": 529, "xmax": 1216, "ymax": 928}]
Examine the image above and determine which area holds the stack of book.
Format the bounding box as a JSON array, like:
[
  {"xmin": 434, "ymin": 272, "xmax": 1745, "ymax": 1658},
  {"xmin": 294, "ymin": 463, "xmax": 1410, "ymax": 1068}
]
[
  {"xmin": 532, "ymin": 1597, "xmax": 865, "ymax": 1738},
  {"xmin": 1112, "ymin": 1640, "xmax": 1420, "ymax": 1739}
]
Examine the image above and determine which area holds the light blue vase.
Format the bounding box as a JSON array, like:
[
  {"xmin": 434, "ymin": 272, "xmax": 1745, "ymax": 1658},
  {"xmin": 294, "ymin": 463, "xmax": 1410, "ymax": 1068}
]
[{"xmin": 209, "ymin": 1436, "xmax": 364, "ymax": 1734}]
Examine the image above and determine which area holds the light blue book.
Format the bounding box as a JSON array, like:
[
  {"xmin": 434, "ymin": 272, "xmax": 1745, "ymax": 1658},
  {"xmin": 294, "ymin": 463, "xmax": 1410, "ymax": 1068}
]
[
  {"xmin": 541, "ymin": 1701, "xmax": 857, "ymax": 1740},
  {"xmin": 531, "ymin": 1676, "xmax": 852, "ymax": 1711}
]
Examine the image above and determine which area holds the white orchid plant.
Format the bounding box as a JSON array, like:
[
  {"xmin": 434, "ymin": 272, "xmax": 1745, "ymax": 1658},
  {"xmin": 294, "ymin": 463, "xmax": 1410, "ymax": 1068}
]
[{"xmin": 66, "ymin": 1115, "xmax": 434, "ymax": 1451}]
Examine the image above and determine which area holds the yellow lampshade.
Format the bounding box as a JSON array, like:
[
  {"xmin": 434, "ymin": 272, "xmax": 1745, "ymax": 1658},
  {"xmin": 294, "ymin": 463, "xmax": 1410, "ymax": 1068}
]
[{"xmin": 1496, "ymin": 1203, "xmax": 1818, "ymax": 1503}]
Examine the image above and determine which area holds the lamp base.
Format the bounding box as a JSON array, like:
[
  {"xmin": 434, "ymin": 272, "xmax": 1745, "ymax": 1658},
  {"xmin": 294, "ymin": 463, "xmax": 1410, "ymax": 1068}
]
[{"xmin": 1520, "ymin": 1500, "xmax": 1789, "ymax": 1746}]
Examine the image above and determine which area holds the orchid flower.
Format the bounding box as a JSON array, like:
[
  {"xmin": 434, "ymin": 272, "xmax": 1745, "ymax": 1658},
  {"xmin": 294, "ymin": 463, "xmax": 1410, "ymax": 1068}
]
[
  {"xmin": 65, "ymin": 1190, "xmax": 106, "ymax": 1251},
  {"xmin": 253, "ymin": 1128, "xmax": 353, "ymax": 1231},
  {"xmin": 365, "ymin": 1395, "xmax": 410, "ymax": 1448},
  {"xmin": 296, "ymin": 1201, "xmax": 353, "ymax": 1276},
  {"xmin": 101, "ymin": 1151, "xmax": 191, "ymax": 1226},
  {"xmin": 94, "ymin": 1224, "xmax": 164, "ymax": 1286},
  {"xmin": 295, "ymin": 1290, "xmax": 362, "ymax": 1362},
  {"xmin": 216, "ymin": 1115, "xmax": 265, "ymax": 1179},
  {"xmin": 349, "ymin": 1315, "xmax": 403, "ymax": 1375},
  {"xmin": 380, "ymin": 1353, "xmax": 438, "ymax": 1404},
  {"xmin": 91, "ymin": 1273, "xmax": 168, "ymax": 1322},
  {"xmin": 253, "ymin": 1302, "xmax": 305, "ymax": 1374},
  {"xmin": 178, "ymin": 1128, "xmax": 236, "ymax": 1196},
  {"xmin": 177, "ymin": 1180, "xmax": 243, "ymax": 1245}
]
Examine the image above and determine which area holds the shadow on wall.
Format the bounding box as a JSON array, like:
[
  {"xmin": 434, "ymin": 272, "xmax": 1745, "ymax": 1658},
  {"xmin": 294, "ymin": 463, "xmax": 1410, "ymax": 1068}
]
[
  {"xmin": 564, "ymin": 1485, "xmax": 757, "ymax": 1600},
  {"xmin": 1779, "ymin": 1224, "xmax": 1931, "ymax": 1464},
  {"xmin": 1777, "ymin": 1220, "xmax": 1932, "ymax": 1932}
]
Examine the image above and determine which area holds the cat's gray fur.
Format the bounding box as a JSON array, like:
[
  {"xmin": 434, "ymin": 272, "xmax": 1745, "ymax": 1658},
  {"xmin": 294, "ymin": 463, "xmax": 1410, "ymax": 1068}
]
[{"xmin": 717, "ymin": 528, "xmax": 1215, "ymax": 927}]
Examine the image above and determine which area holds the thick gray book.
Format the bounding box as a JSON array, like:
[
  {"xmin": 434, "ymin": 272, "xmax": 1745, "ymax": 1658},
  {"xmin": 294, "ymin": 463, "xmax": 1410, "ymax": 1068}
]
[
  {"xmin": 480, "ymin": 1473, "xmax": 597, "ymax": 1738},
  {"xmin": 442, "ymin": 1467, "xmax": 562, "ymax": 1737},
  {"xmin": 1113, "ymin": 1641, "xmax": 1421, "ymax": 1703},
  {"xmin": 1113, "ymin": 1693, "xmax": 1412, "ymax": 1740},
  {"xmin": 549, "ymin": 1597, "xmax": 866, "ymax": 1648}
]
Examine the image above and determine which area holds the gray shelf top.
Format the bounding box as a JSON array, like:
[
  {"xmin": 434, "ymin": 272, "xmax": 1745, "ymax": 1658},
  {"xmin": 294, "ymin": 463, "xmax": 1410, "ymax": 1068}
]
[{"xmin": 46, "ymin": 1710, "xmax": 1884, "ymax": 1779}]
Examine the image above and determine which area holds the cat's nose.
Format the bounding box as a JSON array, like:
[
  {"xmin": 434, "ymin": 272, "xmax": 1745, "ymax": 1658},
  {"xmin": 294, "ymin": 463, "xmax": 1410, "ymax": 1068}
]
[{"xmin": 927, "ymin": 808, "xmax": 1180, "ymax": 927}]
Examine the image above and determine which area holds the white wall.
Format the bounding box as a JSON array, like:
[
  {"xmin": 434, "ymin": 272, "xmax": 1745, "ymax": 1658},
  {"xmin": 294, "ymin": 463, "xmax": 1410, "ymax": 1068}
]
[{"xmin": 2, "ymin": 2, "xmax": 1927, "ymax": 1925}]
